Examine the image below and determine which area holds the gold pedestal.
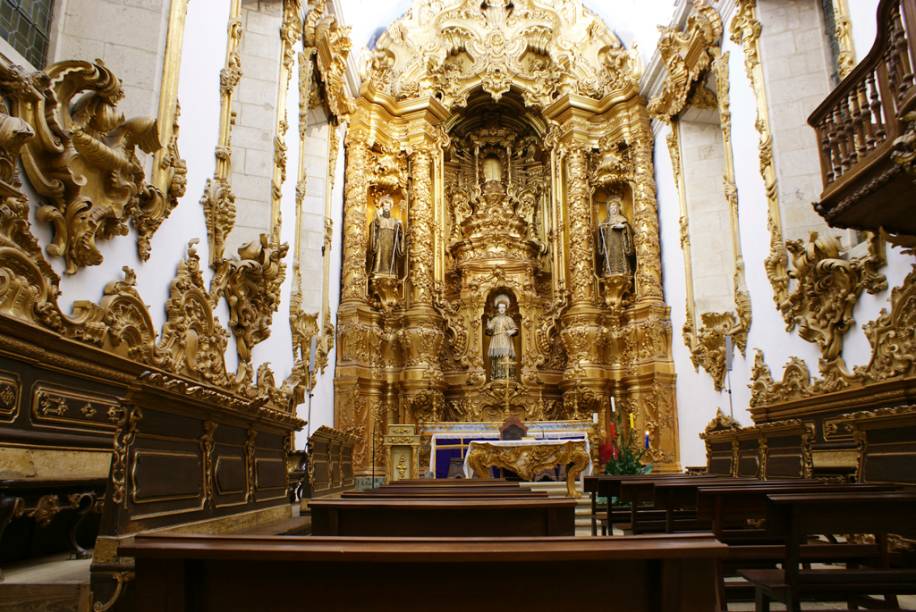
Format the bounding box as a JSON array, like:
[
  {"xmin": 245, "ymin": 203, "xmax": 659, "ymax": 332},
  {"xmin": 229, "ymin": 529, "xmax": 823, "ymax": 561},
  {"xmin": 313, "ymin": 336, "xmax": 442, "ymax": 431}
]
[
  {"xmin": 384, "ymin": 424, "xmax": 421, "ymax": 482},
  {"xmin": 466, "ymin": 440, "xmax": 591, "ymax": 497}
]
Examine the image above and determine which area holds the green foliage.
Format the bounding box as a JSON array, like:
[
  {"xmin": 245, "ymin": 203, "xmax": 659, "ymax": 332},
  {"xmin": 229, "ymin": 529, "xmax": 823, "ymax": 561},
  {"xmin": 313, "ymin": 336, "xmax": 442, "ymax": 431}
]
[{"xmin": 601, "ymin": 410, "xmax": 652, "ymax": 475}]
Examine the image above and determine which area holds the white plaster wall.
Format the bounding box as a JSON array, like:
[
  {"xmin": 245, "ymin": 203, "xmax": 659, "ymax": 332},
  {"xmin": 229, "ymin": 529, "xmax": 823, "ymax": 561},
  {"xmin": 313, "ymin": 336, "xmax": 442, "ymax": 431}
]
[
  {"xmin": 49, "ymin": 0, "xmax": 170, "ymax": 120},
  {"xmin": 679, "ymin": 114, "xmax": 735, "ymax": 315},
  {"xmin": 847, "ymin": 0, "xmax": 880, "ymax": 61},
  {"xmin": 757, "ymin": 0, "xmax": 840, "ymax": 245},
  {"xmin": 226, "ymin": 1, "xmax": 282, "ymax": 254},
  {"xmin": 294, "ymin": 121, "xmax": 345, "ymax": 447},
  {"xmin": 666, "ymin": 4, "xmax": 915, "ymax": 469}
]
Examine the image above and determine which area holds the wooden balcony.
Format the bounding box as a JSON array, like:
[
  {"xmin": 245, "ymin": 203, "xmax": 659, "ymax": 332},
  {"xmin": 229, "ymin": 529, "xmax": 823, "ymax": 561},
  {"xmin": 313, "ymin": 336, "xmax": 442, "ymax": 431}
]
[{"xmin": 808, "ymin": 0, "xmax": 916, "ymax": 235}]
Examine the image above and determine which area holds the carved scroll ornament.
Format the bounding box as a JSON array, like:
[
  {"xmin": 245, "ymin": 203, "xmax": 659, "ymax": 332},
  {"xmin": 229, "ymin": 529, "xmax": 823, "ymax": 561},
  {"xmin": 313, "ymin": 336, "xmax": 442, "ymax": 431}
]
[
  {"xmin": 0, "ymin": 60, "xmax": 170, "ymax": 274},
  {"xmin": 211, "ymin": 235, "xmax": 289, "ymax": 384},
  {"xmin": 750, "ymin": 263, "xmax": 916, "ymax": 407},
  {"xmin": 730, "ymin": 0, "xmax": 888, "ymax": 364},
  {"xmin": 648, "ymin": 0, "xmax": 723, "ymax": 120}
]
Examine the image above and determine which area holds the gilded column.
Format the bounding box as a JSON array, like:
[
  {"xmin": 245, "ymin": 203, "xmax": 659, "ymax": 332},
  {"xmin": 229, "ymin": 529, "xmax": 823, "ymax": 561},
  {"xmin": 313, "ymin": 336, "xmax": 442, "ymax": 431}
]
[
  {"xmin": 630, "ymin": 125, "xmax": 664, "ymax": 301},
  {"xmin": 341, "ymin": 131, "xmax": 370, "ymax": 303},
  {"xmin": 565, "ymin": 146, "xmax": 596, "ymax": 306},
  {"xmin": 408, "ymin": 146, "xmax": 435, "ymax": 306}
]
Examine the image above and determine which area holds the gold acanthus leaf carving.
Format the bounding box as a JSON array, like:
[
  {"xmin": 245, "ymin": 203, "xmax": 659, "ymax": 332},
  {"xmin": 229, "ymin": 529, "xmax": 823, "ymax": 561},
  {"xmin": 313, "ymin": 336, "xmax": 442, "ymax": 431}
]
[
  {"xmin": 750, "ymin": 264, "xmax": 915, "ymax": 407},
  {"xmin": 692, "ymin": 311, "xmax": 747, "ymax": 391},
  {"xmin": 306, "ymin": 0, "xmax": 355, "ymax": 121},
  {"xmin": 138, "ymin": 101, "xmax": 187, "ymax": 261},
  {"xmin": 780, "ymin": 232, "xmax": 886, "ymax": 362},
  {"xmin": 157, "ymin": 240, "xmax": 230, "ymax": 387},
  {"xmin": 648, "ymin": 0, "xmax": 723, "ymax": 120},
  {"xmin": 0, "ymin": 60, "xmax": 170, "ymax": 273},
  {"xmin": 365, "ymin": 0, "xmax": 639, "ymax": 110},
  {"xmin": 731, "ymin": 0, "xmax": 888, "ymax": 363},
  {"xmin": 211, "ymin": 234, "xmax": 289, "ymax": 385}
]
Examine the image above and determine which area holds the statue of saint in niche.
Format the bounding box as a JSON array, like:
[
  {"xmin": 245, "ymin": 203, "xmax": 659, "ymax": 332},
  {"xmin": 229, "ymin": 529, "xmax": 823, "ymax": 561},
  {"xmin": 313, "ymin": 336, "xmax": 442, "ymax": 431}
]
[
  {"xmin": 483, "ymin": 155, "xmax": 503, "ymax": 183},
  {"xmin": 486, "ymin": 294, "xmax": 518, "ymax": 380},
  {"xmin": 368, "ymin": 194, "xmax": 404, "ymax": 276},
  {"xmin": 596, "ymin": 196, "xmax": 634, "ymax": 277}
]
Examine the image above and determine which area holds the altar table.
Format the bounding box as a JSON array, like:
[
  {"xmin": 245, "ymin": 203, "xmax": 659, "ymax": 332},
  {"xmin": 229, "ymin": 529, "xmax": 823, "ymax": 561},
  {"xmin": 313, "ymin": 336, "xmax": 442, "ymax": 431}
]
[{"xmin": 463, "ymin": 439, "xmax": 592, "ymax": 496}]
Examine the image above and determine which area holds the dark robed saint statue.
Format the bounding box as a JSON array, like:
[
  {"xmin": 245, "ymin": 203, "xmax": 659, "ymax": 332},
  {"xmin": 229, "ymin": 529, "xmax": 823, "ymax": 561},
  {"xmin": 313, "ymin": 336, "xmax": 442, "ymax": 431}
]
[
  {"xmin": 596, "ymin": 197, "xmax": 634, "ymax": 277},
  {"xmin": 368, "ymin": 195, "xmax": 404, "ymax": 276}
]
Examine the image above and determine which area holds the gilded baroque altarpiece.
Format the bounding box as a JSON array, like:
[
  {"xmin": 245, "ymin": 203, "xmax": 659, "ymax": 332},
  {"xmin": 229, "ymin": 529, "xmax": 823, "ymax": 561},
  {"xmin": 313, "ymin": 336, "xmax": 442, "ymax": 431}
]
[{"xmin": 334, "ymin": 0, "xmax": 680, "ymax": 475}]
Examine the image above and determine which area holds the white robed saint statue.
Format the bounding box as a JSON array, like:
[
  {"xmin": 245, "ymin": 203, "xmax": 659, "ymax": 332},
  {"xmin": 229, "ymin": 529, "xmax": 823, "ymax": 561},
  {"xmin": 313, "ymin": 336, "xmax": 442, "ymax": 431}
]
[{"xmin": 486, "ymin": 294, "xmax": 517, "ymax": 380}]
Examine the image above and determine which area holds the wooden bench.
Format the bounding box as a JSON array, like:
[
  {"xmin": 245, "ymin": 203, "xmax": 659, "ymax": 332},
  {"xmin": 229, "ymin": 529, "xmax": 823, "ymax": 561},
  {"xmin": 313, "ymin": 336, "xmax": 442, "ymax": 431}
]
[
  {"xmin": 122, "ymin": 532, "xmax": 728, "ymax": 611},
  {"xmin": 340, "ymin": 489, "xmax": 549, "ymax": 499},
  {"xmin": 742, "ymin": 491, "xmax": 916, "ymax": 611},
  {"xmin": 584, "ymin": 474, "xmax": 724, "ymax": 535},
  {"xmin": 695, "ymin": 483, "xmax": 899, "ymax": 609},
  {"xmin": 309, "ymin": 497, "xmax": 577, "ymax": 537}
]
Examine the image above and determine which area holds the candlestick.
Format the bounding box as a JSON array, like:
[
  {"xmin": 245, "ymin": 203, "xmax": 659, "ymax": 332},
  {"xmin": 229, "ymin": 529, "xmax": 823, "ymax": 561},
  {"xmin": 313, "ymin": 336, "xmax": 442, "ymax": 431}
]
[
  {"xmin": 628, "ymin": 412, "xmax": 635, "ymax": 430},
  {"xmin": 644, "ymin": 430, "xmax": 650, "ymax": 449}
]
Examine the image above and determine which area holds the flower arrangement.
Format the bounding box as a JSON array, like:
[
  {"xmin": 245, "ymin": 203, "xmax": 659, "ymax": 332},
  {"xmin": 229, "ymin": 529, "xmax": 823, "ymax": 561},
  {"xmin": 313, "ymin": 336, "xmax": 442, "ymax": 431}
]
[{"xmin": 599, "ymin": 409, "xmax": 652, "ymax": 475}]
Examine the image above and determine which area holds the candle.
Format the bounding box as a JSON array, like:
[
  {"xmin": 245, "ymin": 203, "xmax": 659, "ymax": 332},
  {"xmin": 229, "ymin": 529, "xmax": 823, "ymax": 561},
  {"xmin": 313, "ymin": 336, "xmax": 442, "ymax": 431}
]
[
  {"xmin": 610, "ymin": 396, "xmax": 616, "ymax": 413},
  {"xmin": 628, "ymin": 413, "xmax": 635, "ymax": 430},
  {"xmin": 644, "ymin": 431, "xmax": 650, "ymax": 449},
  {"xmin": 592, "ymin": 412, "xmax": 598, "ymax": 424}
]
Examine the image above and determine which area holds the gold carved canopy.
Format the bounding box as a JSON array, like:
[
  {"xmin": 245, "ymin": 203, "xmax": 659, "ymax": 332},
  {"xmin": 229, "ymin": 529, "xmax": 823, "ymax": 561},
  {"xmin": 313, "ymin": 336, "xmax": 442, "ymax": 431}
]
[{"xmin": 334, "ymin": 0, "xmax": 680, "ymax": 476}]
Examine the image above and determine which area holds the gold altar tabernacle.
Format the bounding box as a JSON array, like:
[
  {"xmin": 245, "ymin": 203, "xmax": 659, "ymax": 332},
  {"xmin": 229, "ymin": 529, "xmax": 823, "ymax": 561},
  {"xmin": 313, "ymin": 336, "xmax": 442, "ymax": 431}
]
[{"xmin": 334, "ymin": 0, "xmax": 680, "ymax": 476}]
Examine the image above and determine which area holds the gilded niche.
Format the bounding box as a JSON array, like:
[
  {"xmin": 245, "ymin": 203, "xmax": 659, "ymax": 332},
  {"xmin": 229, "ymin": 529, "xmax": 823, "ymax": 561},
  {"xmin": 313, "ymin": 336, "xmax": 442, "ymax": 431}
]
[
  {"xmin": 0, "ymin": 60, "xmax": 168, "ymax": 274},
  {"xmin": 336, "ymin": 0, "xmax": 680, "ymax": 474}
]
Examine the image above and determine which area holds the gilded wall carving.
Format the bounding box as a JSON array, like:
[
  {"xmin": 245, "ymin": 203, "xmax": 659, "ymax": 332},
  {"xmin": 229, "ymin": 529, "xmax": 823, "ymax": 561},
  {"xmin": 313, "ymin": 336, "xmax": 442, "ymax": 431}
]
[
  {"xmin": 158, "ymin": 240, "xmax": 230, "ymax": 388},
  {"xmin": 212, "ymin": 236, "xmax": 289, "ymax": 385},
  {"xmin": 202, "ymin": 0, "xmax": 243, "ymax": 267},
  {"xmin": 750, "ymin": 263, "xmax": 915, "ymax": 408},
  {"xmin": 0, "ymin": 60, "xmax": 167, "ymax": 274},
  {"xmin": 654, "ymin": 5, "xmax": 749, "ymax": 391},
  {"xmin": 336, "ymin": 0, "xmax": 680, "ymax": 474},
  {"xmin": 731, "ymin": 0, "xmax": 888, "ymax": 366}
]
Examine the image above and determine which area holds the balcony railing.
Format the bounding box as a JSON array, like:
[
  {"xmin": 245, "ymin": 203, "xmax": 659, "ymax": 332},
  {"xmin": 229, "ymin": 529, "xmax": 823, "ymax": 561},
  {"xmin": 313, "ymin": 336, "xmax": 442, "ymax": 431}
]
[{"xmin": 808, "ymin": 0, "xmax": 916, "ymax": 235}]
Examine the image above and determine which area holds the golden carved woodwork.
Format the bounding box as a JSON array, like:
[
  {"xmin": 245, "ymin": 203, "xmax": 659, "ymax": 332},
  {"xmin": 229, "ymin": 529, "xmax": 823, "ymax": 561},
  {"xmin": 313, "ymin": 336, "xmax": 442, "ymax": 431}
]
[
  {"xmin": 384, "ymin": 423, "xmax": 421, "ymax": 482},
  {"xmin": 211, "ymin": 235, "xmax": 289, "ymax": 385},
  {"xmin": 830, "ymin": 0, "xmax": 857, "ymax": 79},
  {"xmin": 731, "ymin": 0, "xmax": 888, "ymax": 366},
  {"xmin": 466, "ymin": 440, "xmax": 590, "ymax": 497},
  {"xmin": 158, "ymin": 240, "xmax": 230, "ymax": 388},
  {"xmin": 364, "ymin": 0, "xmax": 639, "ymax": 109},
  {"xmin": 660, "ymin": 38, "xmax": 751, "ymax": 390},
  {"xmin": 335, "ymin": 0, "xmax": 679, "ymax": 475},
  {"xmin": 893, "ymin": 111, "xmax": 916, "ymax": 177},
  {"xmin": 750, "ymin": 262, "xmax": 915, "ymax": 412},
  {"xmin": 149, "ymin": 0, "xmax": 189, "ymax": 263},
  {"xmin": 0, "ymin": 60, "xmax": 166, "ymax": 274},
  {"xmin": 202, "ymin": 0, "xmax": 243, "ymax": 267},
  {"xmin": 305, "ymin": 0, "xmax": 355, "ymax": 122},
  {"xmin": 648, "ymin": 0, "xmax": 723, "ymax": 120}
]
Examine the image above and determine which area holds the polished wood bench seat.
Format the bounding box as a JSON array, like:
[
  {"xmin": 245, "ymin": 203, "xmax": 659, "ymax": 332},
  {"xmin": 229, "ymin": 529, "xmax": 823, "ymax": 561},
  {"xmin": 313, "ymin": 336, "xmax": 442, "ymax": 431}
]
[
  {"xmin": 122, "ymin": 532, "xmax": 728, "ymax": 611},
  {"xmin": 309, "ymin": 497, "xmax": 577, "ymax": 537},
  {"xmin": 743, "ymin": 491, "xmax": 916, "ymax": 611}
]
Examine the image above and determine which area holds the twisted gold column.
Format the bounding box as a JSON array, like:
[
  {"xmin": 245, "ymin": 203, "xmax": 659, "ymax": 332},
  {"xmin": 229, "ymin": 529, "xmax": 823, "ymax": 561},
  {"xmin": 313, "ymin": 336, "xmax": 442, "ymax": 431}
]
[{"xmin": 341, "ymin": 133, "xmax": 369, "ymax": 303}]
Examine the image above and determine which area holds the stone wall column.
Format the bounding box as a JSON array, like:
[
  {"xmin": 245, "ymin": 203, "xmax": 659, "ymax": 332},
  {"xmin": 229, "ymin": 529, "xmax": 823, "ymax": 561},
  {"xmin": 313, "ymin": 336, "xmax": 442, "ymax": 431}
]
[{"xmin": 341, "ymin": 132, "xmax": 370, "ymax": 303}]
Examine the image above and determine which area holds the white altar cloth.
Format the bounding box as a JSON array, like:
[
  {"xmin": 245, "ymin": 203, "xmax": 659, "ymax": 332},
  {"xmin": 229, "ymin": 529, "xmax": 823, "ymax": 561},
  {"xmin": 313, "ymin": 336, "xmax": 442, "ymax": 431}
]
[{"xmin": 461, "ymin": 437, "xmax": 593, "ymax": 479}]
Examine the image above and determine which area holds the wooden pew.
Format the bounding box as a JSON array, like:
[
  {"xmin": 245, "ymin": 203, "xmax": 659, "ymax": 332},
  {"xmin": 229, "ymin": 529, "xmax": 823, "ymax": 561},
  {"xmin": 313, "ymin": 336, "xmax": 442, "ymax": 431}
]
[
  {"xmin": 309, "ymin": 497, "xmax": 577, "ymax": 537},
  {"xmin": 122, "ymin": 533, "xmax": 728, "ymax": 611},
  {"xmin": 341, "ymin": 490, "xmax": 549, "ymax": 499},
  {"xmin": 742, "ymin": 492, "xmax": 916, "ymax": 611},
  {"xmin": 695, "ymin": 483, "xmax": 899, "ymax": 609},
  {"xmin": 616, "ymin": 476, "xmax": 759, "ymax": 534},
  {"xmin": 584, "ymin": 474, "xmax": 723, "ymax": 535}
]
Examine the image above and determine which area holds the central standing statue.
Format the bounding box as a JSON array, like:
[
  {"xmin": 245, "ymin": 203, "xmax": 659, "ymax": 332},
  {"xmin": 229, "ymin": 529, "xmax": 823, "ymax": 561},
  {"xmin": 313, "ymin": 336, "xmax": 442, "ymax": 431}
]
[
  {"xmin": 596, "ymin": 196, "xmax": 634, "ymax": 277},
  {"xmin": 486, "ymin": 294, "xmax": 517, "ymax": 380},
  {"xmin": 368, "ymin": 194, "xmax": 404, "ymax": 276}
]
